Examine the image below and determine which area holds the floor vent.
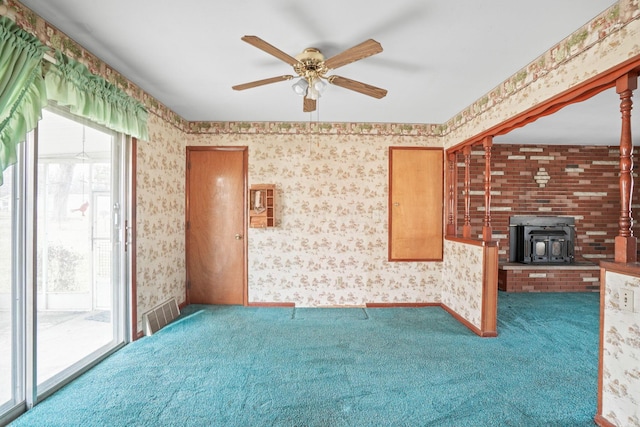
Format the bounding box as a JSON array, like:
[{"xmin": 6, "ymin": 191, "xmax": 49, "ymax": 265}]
[{"xmin": 143, "ymin": 298, "xmax": 180, "ymax": 336}]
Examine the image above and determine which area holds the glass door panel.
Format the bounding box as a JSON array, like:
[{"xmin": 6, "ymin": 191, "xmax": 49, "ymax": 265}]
[
  {"xmin": 0, "ymin": 166, "xmax": 16, "ymax": 409},
  {"xmin": 0, "ymin": 108, "xmax": 129, "ymax": 424},
  {"xmin": 36, "ymin": 110, "xmax": 121, "ymax": 388}
]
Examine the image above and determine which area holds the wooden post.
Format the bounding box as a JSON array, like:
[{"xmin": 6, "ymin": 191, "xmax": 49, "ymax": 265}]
[
  {"xmin": 482, "ymin": 136, "xmax": 493, "ymax": 242},
  {"xmin": 446, "ymin": 151, "xmax": 457, "ymax": 236},
  {"xmin": 615, "ymin": 72, "xmax": 638, "ymax": 263},
  {"xmin": 462, "ymin": 145, "xmax": 472, "ymax": 239}
]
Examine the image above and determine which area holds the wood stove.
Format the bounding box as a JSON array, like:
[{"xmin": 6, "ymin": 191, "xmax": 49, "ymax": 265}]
[{"xmin": 509, "ymin": 216, "xmax": 575, "ymax": 264}]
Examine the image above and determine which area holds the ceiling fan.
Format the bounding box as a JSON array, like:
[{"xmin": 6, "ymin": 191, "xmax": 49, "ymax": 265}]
[{"xmin": 232, "ymin": 36, "xmax": 387, "ymax": 113}]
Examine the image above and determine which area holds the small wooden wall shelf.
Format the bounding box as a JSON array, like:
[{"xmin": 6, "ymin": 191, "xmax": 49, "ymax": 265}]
[{"xmin": 249, "ymin": 184, "xmax": 275, "ymax": 228}]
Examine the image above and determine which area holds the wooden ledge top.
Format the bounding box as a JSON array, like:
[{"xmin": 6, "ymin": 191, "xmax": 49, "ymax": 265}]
[{"xmin": 599, "ymin": 260, "xmax": 640, "ymax": 277}]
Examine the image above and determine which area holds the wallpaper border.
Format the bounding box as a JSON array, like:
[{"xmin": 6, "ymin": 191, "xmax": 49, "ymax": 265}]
[{"xmin": 7, "ymin": 0, "xmax": 639, "ymax": 138}]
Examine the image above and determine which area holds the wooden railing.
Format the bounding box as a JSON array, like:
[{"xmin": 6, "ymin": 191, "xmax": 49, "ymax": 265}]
[
  {"xmin": 445, "ymin": 137, "xmax": 493, "ymax": 243},
  {"xmin": 445, "ymin": 71, "xmax": 639, "ymax": 263},
  {"xmin": 615, "ymin": 72, "xmax": 638, "ymax": 263}
]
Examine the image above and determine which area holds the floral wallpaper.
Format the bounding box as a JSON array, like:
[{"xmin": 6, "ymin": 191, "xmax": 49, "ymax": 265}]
[
  {"xmin": 601, "ymin": 270, "xmax": 640, "ymax": 427},
  {"xmin": 442, "ymin": 1, "xmax": 640, "ymax": 149},
  {"xmin": 7, "ymin": 1, "xmax": 640, "ymax": 424},
  {"xmin": 441, "ymin": 240, "xmax": 484, "ymax": 329},
  {"xmin": 189, "ymin": 132, "xmax": 443, "ymax": 307},
  {"xmin": 135, "ymin": 114, "xmax": 186, "ymax": 331},
  {"xmin": 8, "ymin": 0, "xmax": 639, "ymax": 141}
]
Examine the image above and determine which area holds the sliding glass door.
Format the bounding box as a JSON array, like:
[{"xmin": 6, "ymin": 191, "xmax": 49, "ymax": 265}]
[
  {"xmin": 0, "ymin": 107, "xmax": 131, "ymax": 421},
  {"xmin": 35, "ymin": 109, "xmax": 127, "ymax": 391},
  {"xmin": 0, "ymin": 164, "xmax": 18, "ymax": 411}
]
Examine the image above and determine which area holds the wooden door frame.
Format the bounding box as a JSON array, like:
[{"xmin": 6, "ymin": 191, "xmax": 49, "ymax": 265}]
[
  {"xmin": 185, "ymin": 146, "xmax": 248, "ymax": 306},
  {"xmin": 131, "ymin": 138, "xmax": 138, "ymax": 339}
]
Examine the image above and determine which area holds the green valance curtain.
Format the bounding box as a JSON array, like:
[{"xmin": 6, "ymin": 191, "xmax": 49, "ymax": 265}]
[
  {"xmin": 44, "ymin": 51, "xmax": 148, "ymax": 141},
  {"xmin": 0, "ymin": 18, "xmax": 149, "ymax": 185},
  {"xmin": 0, "ymin": 16, "xmax": 48, "ymax": 185}
]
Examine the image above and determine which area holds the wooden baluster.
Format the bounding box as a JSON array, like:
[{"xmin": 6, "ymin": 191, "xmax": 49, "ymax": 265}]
[
  {"xmin": 482, "ymin": 136, "xmax": 493, "ymax": 242},
  {"xmin": 462, "ymin": 145, "xmax": 472, "ymax": 239},
  {"xmin": 615, "ymin": 72, "xmax": 638, "ymax": 263},
  {"xmin": 446, "ymin": 151, "xmax": 457, "ymax": 236}
]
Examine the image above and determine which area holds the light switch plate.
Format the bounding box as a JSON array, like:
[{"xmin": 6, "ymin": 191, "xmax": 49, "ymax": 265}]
[{"xmin": 621, "ymin": 289, "xmax": 634, "ymax": 312}]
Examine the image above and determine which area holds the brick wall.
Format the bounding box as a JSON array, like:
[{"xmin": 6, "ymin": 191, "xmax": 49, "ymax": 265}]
[
  {"xmin": 498, "ymin": 266, "xmax": 600, "ymax": 292},
  {"xmin": 455, "ymin": 144, "xmax": 639, "ymax": 263}
]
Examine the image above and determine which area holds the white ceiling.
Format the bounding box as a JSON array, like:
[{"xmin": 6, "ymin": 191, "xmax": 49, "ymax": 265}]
[
  {"xmin": 17, "ymin": 0, "xmax": 635, "ymax": 145},
  {"xmin": 494, "ymin": 87, "xmax": 626, "ymax": 146}
]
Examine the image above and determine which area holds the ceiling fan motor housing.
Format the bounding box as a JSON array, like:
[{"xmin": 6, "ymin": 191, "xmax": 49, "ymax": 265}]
[{"xmin": 294, "ymin": 48, "xmax": 328, "ymax": 79}]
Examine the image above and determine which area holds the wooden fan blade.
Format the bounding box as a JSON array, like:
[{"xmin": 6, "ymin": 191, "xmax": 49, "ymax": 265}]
[
  {"xmin": 323, "ymin": 39, "xmax": 383, "ymax": 70},
  {"xmin": 232, "ymin": 75, "xmax": 294, "ymax": 91},
  {"xmin": 303, "ymin": 97, "xmax": 316, "ymax": 113},
  {"xmin": 241, "ymin": 35, "xmax": 299, "ymax": 66},
  {"xmin": 328, "ymin": 75, "xmax": 387, "ymax": 99}
]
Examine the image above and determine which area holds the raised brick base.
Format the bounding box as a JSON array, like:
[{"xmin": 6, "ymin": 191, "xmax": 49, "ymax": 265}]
[{"xmin": 498, "ymin": 262, "xmax": 600, "ymax": 292}]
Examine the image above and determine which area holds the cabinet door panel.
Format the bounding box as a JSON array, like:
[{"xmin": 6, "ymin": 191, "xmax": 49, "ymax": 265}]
[{"xmin": 389, "ymin": 147, "xmax": 443, "ymax": 260}]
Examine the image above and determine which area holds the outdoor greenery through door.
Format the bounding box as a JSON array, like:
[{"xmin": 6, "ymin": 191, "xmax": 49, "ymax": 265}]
[{"xmin": 0, "ymin": 107, "xmax": 130, "ymax": 421}]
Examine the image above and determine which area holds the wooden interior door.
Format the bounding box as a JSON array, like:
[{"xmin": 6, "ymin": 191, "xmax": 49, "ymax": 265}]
[
  {"xmin": 186, "ymin": 147, "xmax": 247, "ymax": 305},
  {"xmin": 389, "ymin": 147, "xmax": 444, "ymax": 261}
]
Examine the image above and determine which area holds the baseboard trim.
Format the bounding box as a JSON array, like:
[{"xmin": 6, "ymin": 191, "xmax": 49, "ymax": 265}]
[
  {"xmin": 247, "ymin": 302, "xmax": 296, "ymax": 307},
  {"xmin": 441, "ymin": 303, "xmax": 497, "ymax": 337},
  {"xmin": 168, "ymin": 300, "xmax": 494, "ymax": 337},
  {"xmin": 368, "ymin": 302, "xmax": 497, "ymax": 337},
  {"xmin": 441, "ymin": 303, "xmax": 481, "ymax": 335},
  {"xmin": 594, "ymin": 414, "xmax": 616, "ymax": 427},
  {"xmin": 366, "ymin": 302, "xmax": 440, "ymax": 308}
]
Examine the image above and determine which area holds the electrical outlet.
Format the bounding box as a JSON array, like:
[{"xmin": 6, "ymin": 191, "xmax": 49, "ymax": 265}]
[{"xmin": 620, "ymin": 289, "xmax": 634, "ymax": 312}]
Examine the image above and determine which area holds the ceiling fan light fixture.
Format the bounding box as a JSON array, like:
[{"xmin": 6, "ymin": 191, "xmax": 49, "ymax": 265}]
[
  {"xmin": 291, "ymin": 78, "xmax": 309, "ymax": 96},
  {"xmin": 313, "ymin": 78, "xmax": 326, "ymax": 93},
  {"xmin": 307, "ymin": 87, "xmax": 319, "ymax": 100},
  {"xmin": 307, "ymin": 77, "xmax": 326, "ymax": 100}
]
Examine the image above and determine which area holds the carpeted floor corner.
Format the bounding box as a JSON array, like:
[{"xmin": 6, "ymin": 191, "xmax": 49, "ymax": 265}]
[{"xmin": 10, "ymin": 292, "xmax": 599, "ymax": 426}]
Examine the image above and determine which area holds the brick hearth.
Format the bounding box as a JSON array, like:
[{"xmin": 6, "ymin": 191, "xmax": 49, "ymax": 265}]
[{"xmin": 498, "ymin": 262, "xmax": 600, "ymax": 292}]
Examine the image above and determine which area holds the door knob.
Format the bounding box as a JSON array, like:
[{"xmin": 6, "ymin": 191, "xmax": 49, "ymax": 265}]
[{"xmin": 235, "ymin": 234, "xmax": 243, "ymax": 240}]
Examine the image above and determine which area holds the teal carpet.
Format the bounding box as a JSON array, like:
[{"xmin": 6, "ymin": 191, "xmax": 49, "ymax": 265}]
[{"xmin": 11, "ymin": 292, "xmax": 599, "ymax": 426}]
